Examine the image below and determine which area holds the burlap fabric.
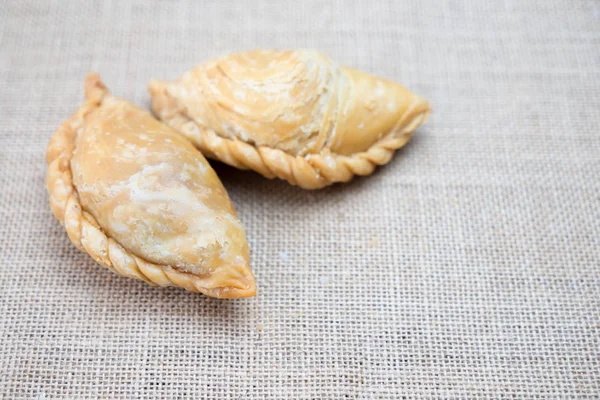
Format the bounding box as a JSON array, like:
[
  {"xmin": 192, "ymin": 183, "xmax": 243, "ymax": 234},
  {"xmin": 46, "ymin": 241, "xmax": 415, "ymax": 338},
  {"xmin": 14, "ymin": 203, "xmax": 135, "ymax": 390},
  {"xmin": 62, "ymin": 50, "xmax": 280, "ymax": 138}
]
[{"xmin": 1, "ymin": 1, "xmax": 598, "ymax": 398}]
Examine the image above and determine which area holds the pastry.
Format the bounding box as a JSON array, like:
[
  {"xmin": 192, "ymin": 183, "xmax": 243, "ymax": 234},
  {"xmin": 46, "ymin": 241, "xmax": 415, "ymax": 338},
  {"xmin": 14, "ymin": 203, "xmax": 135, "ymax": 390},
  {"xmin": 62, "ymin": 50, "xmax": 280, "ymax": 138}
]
[
  {"xmin": 46, "ymin": 74, "xmax": 256, "ymax": 298},
  {"xmin": 149, "ymin": 49, "xmax": 431, "ymax": 189}
]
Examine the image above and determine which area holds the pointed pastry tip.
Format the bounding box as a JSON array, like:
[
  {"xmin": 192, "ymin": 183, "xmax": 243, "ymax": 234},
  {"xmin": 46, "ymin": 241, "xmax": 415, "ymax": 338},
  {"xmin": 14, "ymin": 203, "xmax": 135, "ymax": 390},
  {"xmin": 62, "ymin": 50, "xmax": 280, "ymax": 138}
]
[
  {"xmin": 197, "ymin": 262, "xmax": 257, "ymax": 299},
  {"xmin": 416, "ymin": 94, "xmax": 432, "ymax": 115},
  {"xmin": 213, "ymin": 278, "xmax": 257, "ymax": 299},
  {"xmin": 403, "ymin": 94, "xmax": 432, "ymax": 133},
  {"xmin": 148, "ymin": 79, "xmax": 167, "ymax": 96},
  {"xmin": 148, "ymin": 79, "xmax": 182, "ymax": 119},
  {"xmin": 222, "ymin": 262, "xmax": 257, "ymax": 298},
  {"xmin": 84, "ymin": 72, "xmax": 109, "ymax": 103}
]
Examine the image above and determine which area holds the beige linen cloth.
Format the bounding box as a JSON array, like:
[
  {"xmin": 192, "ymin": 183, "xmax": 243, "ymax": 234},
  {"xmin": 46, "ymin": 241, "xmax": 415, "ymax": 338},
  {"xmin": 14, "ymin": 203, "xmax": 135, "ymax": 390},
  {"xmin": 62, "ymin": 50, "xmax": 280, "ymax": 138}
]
[{"xmin": 0, "ymin": 1, "xmax": 598, "ymax": 398}]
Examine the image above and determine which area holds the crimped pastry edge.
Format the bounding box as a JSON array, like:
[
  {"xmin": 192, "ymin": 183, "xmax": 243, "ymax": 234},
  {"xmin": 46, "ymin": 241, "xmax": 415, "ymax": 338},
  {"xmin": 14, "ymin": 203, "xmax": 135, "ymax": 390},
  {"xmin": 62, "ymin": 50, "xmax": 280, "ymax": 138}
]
[
  {"xmin": 45, "ymin": 73, "xmax": 256, "ymax": 299},
  {"xmin": 149, "ymin": 83, "xmax": 431, "ymax": 189}
]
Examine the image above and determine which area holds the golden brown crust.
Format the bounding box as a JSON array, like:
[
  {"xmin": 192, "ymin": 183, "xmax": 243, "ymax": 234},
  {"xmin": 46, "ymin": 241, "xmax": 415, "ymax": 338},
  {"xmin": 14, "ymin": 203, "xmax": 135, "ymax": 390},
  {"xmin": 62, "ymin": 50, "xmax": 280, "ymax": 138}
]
[
  {"xmin": 46, "ymin": 73, "xmax": 256, "ymax": 298},
  {"xmin": 149, "ymin": 49, "xmax": 431, "ymax": 189},
  {"xmin": 150, "ymin": 82, "xmax": 430, "ymax": 189}
]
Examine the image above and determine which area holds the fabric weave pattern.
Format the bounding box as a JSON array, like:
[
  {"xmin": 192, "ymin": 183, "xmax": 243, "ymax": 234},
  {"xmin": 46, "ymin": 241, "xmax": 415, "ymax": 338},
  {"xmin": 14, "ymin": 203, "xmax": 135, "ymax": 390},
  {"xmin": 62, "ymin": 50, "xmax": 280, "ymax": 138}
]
[{"xmin": 0, "ymin": 1, "xmax": 598, "ymax": 398}]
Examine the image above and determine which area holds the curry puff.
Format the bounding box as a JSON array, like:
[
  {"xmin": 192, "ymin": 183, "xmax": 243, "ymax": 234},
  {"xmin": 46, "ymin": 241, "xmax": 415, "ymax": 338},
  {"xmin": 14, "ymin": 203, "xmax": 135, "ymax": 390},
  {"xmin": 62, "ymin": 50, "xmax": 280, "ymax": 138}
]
[
  {"xmin": 150, "ymin": 49, "xmax": 431, "ymax": 189},
  {"xmin": 46, "ymin": 74, "xmax": 256, "ymax": 298}
]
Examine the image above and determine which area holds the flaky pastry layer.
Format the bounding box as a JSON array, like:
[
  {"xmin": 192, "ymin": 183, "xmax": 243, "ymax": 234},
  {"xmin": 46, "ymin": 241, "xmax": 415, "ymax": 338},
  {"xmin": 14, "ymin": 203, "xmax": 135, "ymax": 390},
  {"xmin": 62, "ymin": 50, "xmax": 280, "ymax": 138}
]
[
  {"xmin": 150, "ymin": 49, "xmax": 431, "ymax": 189},
  {"xmin": 46, "ymin": 74, "xmax": 256, "ymax": 298}
]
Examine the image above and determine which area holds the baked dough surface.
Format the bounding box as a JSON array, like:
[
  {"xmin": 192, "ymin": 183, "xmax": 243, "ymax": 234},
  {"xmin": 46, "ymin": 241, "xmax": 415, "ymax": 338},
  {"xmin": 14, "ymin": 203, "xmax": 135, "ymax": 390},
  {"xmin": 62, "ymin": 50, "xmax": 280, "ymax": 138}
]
[
  {"xmin": 150, "ymin": 49, "xmax": 431, "ymax": 189},
  {"xmin": 46, "ymin": 74, "xmax": 256, "ymax": 298}
]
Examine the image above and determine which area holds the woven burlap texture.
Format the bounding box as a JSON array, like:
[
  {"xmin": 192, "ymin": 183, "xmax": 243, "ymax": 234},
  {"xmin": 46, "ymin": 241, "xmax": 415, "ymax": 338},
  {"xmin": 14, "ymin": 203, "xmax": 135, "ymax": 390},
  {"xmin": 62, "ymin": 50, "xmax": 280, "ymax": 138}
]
[{"xmin": 1, "ymin": 1, "xmax": 599, "ymax": 399}]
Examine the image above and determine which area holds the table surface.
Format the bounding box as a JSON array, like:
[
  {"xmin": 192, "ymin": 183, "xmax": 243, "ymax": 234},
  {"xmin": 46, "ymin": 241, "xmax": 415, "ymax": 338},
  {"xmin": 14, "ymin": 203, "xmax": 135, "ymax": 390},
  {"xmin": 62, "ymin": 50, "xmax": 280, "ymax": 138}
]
[{"xmin": 1, "ymin": 1, "xmax": 599, "ymax": 398}]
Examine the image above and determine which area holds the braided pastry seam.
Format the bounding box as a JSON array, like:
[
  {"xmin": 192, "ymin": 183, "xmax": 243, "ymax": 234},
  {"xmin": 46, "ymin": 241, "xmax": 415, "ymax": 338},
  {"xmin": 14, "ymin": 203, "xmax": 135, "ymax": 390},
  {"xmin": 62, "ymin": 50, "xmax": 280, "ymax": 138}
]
[
  {"xmin": 45, "ymin": 78, "xmax": 254, "ymax": 298},
  {"xmin": 168, "ymin": 106, "xmax": 430, "ymax": 190}
]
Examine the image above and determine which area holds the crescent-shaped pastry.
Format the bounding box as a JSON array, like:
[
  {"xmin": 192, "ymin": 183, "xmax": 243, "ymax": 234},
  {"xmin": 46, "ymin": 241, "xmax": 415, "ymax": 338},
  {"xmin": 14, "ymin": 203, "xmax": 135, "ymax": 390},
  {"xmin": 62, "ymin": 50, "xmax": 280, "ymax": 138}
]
[
  {"xmin": 149, "ymin": 49, "xmax": 431, "ymax": 189},
  {"xmin": 46, "ymin": 74, "xmax": 256, "ymax": 298}
]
